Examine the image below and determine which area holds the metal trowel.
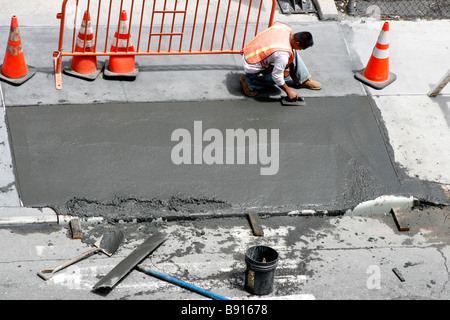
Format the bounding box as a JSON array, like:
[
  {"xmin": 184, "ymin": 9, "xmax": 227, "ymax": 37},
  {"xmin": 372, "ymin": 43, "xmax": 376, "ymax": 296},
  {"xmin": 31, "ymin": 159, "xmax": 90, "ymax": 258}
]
[
  {"xmin": 93, "ymin": 232, "xmax": 168, "ymax": 292},
  {"xmin": 37, "ymin": 229, "xmax": 124, "ymax": 281},
  {"xmin": 281, "ymin": 96, "xmax": 306, "ymax": 106}
]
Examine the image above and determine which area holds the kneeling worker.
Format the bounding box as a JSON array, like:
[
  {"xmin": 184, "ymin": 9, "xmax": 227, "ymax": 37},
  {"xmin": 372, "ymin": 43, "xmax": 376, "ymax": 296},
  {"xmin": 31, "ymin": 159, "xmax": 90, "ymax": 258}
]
[{"xmin": 240, "ymin": 22, "xmax": 321, "ymax": 100}]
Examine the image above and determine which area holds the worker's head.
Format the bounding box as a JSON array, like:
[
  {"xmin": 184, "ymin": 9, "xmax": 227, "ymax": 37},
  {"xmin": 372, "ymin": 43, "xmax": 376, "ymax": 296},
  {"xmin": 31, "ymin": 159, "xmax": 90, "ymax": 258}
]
[{"xmin": 291, "ymin": 32, "xmax": 314, "ymax": 50}]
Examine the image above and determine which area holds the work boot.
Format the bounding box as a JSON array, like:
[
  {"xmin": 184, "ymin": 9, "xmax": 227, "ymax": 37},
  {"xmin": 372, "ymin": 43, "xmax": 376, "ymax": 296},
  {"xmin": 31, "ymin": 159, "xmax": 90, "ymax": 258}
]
[
  {"xmin": 239, "ymin": 75, "xmax": 258, "ymax": 97},
  {"xmin": 296, "ymin": 78, "xmax": 322, "ymax": 90}
]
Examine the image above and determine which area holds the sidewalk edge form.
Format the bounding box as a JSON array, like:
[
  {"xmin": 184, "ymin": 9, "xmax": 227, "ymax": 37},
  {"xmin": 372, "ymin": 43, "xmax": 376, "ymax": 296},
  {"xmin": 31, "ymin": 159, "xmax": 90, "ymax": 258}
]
[{"xmin": 0, "ymin": 207, "xmax": 57, "ymax": 225}]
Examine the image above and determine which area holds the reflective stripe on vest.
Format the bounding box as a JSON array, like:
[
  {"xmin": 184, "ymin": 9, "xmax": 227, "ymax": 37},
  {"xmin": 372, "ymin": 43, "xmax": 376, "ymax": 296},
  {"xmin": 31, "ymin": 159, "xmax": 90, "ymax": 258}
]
[{"xmin": 243, "ymin": 22, "xmax": 293, "ymax": 65}]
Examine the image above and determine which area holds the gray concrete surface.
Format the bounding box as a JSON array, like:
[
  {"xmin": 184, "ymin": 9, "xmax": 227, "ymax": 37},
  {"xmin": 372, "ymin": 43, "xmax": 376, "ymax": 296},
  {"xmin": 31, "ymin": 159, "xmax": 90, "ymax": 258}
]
[
  {"xmin": 1, "ymin": 205, "xmax": 449, "ymax": 302},
  {"xmin": 0, "ymin": 0, "xmax": 449, "ymax": 304},
  {"xmin": 7, "ymin": 96, "xmax": 406, "ymax": 217},
  {"xmin": 0, "ymin": 21, "xmax": 362, "ymax": 106},
  {"xmin": 1, "ymin": 14, "xmax": 449, "ymax": 217}
]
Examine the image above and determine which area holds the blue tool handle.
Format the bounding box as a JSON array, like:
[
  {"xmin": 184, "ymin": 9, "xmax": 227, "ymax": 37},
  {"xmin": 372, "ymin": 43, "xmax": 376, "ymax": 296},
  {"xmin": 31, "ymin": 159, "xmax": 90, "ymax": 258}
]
[{"xmin": 136, "ymin": 265, "xmax": 229, "ymax": 300}]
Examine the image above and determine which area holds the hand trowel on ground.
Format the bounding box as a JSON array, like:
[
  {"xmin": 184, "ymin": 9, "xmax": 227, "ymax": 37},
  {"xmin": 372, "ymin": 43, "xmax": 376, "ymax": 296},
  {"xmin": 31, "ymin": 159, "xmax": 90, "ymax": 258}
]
[
  {"xmin": 93, "ymin": 232, "xmax": 168, "ymax": 292},
  {"xmin": 37, "ymin": 229, "xmax": 124, "ymax": 281}
]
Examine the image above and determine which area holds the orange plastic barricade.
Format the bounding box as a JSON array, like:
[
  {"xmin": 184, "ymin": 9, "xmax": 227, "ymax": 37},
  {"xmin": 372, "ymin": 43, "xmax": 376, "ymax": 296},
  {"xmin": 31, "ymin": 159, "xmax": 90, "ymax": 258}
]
[{"xmin": 53, "ymin": 0, "xmax": 277, "ymax": 89}]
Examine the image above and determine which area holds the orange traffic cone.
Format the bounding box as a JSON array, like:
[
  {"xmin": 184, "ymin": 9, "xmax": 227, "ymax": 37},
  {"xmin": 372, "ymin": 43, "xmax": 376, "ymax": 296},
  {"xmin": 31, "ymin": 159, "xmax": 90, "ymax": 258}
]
[
  {"xmin": 104, "ymin": 10, "xmax": 138, "ymax": 79},
  {"xmin": 354, "ymin": 22, "xmax": 396, "ymax": 90},
  {"xmin": 0, "ymin": 15, "xmax": 36, "ymax": 85},
  {"xmin": 64, "ymin": 10, "xmax": 103, "ymax": 80}
]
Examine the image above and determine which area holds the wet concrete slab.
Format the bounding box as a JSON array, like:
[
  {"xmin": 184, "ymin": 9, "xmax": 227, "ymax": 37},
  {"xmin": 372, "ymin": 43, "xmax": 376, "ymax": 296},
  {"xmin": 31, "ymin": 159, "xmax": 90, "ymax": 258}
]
[{"xmin": 6, "ymin": 96, "xmax": 406, "ymax": 218}]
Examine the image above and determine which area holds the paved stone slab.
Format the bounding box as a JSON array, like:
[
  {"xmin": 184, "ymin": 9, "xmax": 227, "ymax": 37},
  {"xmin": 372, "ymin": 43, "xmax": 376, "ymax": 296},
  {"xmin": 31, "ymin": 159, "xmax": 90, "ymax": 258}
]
[{"xmin": 0, "ymin": 21, "xmax": 363, "ymax": 107}]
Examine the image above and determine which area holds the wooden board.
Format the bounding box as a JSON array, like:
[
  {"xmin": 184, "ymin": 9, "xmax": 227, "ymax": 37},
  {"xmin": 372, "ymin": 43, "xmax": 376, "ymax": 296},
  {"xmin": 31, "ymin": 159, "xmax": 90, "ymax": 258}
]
[
  {"xmin": 70, "ymin": 218, "xmax": 83, "ymax": 239},
  {"xmin": 247, "ymin": 213, "xmax": 264, "ymax": 237},
  {"xmin": 392, "ymin": 268, "xmax": 405, "ymax": 282},
  {"xmin": 391, "ymin": 207, "xmax": 410, "ymax": 232},
  {"xmin": 428, "ymin": 70, "xmax": 450, "ymax": 97}
]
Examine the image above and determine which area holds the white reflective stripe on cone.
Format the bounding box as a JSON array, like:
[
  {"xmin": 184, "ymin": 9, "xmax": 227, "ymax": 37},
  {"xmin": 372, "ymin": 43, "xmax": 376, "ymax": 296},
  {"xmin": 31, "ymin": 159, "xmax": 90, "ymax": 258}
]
[
  {"xmin": 78, "ymin": 25, "xmax": 93, "ymax": 35},
  {"xmin": 112, "ymin": 38, "xmax": 133, "ymax": 48},
  {"xmin": 372, "ymin": 47, "xmax": 389, "ymax": 60},
  {"xmin": 377, "ymin": 31, "xmax": 389, "ymax": 45},
  {"xmin": 117, "ymin": 22, "xmax": 130, "ymax": 35},
  {"xmin": 76, "ymin": 38, "xmax": 95, "ymax": 48}
]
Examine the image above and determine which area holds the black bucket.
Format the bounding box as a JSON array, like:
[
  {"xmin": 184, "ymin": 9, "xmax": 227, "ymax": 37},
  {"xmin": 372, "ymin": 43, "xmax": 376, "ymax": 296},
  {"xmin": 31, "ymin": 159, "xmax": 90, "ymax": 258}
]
[{"xmin": 244, "ymin": 245, "xmax": 279, "ymax": 295}]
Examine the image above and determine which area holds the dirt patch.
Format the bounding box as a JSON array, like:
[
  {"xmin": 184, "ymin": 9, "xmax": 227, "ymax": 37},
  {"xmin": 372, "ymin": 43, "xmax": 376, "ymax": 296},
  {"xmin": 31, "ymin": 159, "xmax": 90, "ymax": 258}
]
[{"xmin": 404, "ymin": 205, "xmax": 450, "ymax": 240}]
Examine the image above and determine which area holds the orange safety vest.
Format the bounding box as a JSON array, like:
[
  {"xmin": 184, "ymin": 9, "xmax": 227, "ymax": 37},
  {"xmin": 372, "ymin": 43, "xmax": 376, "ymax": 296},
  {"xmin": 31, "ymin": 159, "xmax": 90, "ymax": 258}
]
[{"xmin": 242, "ymin": 22, "xmax": 294, "ymax": 76}]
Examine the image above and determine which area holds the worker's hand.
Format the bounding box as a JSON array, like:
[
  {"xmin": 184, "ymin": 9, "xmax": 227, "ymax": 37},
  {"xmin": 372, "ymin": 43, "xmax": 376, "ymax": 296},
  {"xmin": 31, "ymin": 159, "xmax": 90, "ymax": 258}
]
[
  {"xmin": 287, "ymin": 89, "xmax": 299, "ymax": 101},
  {"xmin": 280, "ymin": 84, "xmax": 299, "ymax": 101}
]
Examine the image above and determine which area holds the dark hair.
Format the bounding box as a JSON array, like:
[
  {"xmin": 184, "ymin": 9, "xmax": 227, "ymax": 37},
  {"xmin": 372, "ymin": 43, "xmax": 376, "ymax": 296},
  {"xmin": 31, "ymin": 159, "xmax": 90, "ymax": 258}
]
[{"xmin": 294, "ymin": 32, "xmax": 314, "ymax": 48}]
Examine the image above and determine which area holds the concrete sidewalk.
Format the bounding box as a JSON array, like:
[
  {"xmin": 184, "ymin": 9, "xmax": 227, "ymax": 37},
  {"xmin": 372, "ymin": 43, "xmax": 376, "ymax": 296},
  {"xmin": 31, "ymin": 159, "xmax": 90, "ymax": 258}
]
[
  {"xmin": 0, "ymin": 0, "xmax": 449, "ymax": 303},
  {"xmin": 0, "ymin": 2, "xmax": 449, "ymax": 222}
]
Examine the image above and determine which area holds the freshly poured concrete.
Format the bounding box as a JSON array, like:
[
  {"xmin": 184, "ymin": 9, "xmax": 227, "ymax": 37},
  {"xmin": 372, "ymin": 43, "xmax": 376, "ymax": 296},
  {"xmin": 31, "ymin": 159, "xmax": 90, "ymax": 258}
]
[{"xmin": 6, "ymin": 96, "xmax": 414, "ymax": 218}]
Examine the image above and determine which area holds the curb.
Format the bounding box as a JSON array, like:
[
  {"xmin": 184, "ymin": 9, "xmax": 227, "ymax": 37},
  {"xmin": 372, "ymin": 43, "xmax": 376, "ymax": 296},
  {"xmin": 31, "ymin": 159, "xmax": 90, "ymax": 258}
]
[
  {"xmin": 0, "ymin": 207, "xmax": 105, "ymax": 225},
  {"xmin": 57, "ymin": 214, "xmax": 104, "ymax": 225},
  {"xmin": 313, "ymin": 0, "xmax": 339, "ymax": 20},
  {"xmin": 0, "ymin": 207, "xmax": 58, "ymax": 225},
  {"xmin": 0, "ymin": 195, "xmax": 417, "ymax": 225}
]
